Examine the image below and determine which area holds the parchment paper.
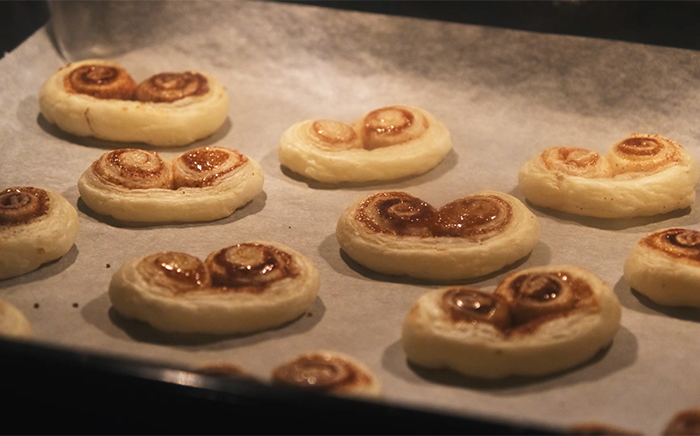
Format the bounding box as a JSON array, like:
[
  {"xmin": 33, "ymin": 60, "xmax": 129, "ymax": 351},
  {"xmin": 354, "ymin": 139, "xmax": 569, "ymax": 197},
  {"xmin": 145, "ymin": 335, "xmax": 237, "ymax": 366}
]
[{"xmin": 2, "ymin": 1, "xmax": 700, "ymax": 433}]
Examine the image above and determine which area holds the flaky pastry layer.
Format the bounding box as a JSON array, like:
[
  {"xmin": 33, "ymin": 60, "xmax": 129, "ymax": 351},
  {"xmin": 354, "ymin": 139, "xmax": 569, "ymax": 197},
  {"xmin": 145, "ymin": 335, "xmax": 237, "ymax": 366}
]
[
  {"xmin": 402, "ymin": 265, "xmax": 621, "ymax": 379},
  {"xmin": 0, "ymin": 188, "xmax": 79, "ymax": 280},
  {"xmin": 624, "ymin": 228, "xmax": 700, "ymax": 307},
  {"xmin": 78, "ymin": 147, "xmax": 264, "ymax": 223},
  {"xmin": 335, "ymin": 190, "xmax": 540, "ymax": 280},
  {"xmin": 518, "ymin": 134, "xmax": 700, "ymax": 218},
  {"xmin": 278, "ymin": 106, "xmax": 452, "ymax": 183},
  {"xmin": 39, "ymin": 59, "xmax": 229, "ymax": 147},
  {"xmin": 108, "ymin": 241, "xmax": 320, "ymax": 334}
]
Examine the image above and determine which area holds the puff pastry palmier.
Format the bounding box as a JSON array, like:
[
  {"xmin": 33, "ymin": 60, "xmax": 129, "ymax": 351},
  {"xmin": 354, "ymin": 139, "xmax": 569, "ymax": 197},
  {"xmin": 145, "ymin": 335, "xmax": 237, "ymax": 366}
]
[
  {"xmin": 624, "ymin": 228, "xmax": 700, "ymax": 307},
  {"xmin": 335, "ymin": 191, "xmax": 540, "ymax": 280},
  {"xmin": 194, "ymin": 362, "xmax": 259, "ymax": 381},
  {"xmin": 518, "ymin": 134, "xmax": 700, "ymax": 218},
  {"xmin": 278, "ymin": 106, "xmax": 452, "ymax": 183},
  {"xmin": 0, "ymin": 299, "xmax": 33, "ymax": 338},
  {"xmin": 402, "ymin": 265, "xmax": 621, "ymax": 379},
  {"xmin": 271, "ymin": 351, "xmax": 381, "ymax": 398},
  {"xmin": 108, "ymin": 241, "xmax": 319, "ymax": 334},
  {"xmin": 0, "ymin": 187, "xmax": 79, "ymax": 280},
  {"xmin": 78, "ymin": 146, "xmax": 263, "ymax": 222},
  {"xmin": 39, "ymin": 59, "xmax": 229, "ymax": 146},
  {"xmin": 663, "ymin": 408, "xmax": 700, "ymax": 435}
]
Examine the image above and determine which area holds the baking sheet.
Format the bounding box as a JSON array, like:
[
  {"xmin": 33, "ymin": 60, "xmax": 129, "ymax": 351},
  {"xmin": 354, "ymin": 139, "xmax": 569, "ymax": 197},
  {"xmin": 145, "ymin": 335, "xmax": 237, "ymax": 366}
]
[{"xmin": 2, "ymin": 1, "xmax": 700, "ymax": 432}]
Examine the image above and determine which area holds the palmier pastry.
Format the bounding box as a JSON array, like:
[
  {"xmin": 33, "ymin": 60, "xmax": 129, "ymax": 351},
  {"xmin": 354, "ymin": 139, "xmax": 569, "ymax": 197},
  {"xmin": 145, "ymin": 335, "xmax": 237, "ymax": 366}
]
[
  {"xmin": 108, "ymin": 241, "xmax": 320, "ymax": 334},
  {"xmin": 0, "ymin": 187, "xmax": 79, "ymax": 280},
  {"xmin": 194, "ymin": 362, "xmax": 259, "ymax": 381},
  {"xmin": 518, "ymin": 134, "xmax": 700, "ymax": 218},
  {"xmin": 78, "ymin": 146, "xmax": 264, "ymax": 222},
  {"xmin": 624, "ymin": 228, "xmax": 700, "ymax": 307},
  {"xmin": 402, "ymin": 265, "xmax": 621, "ymax": 378},
  {"xmin": 0, "ymin": 300, "xmax": 33, "ymax": 338},
  {"xmin": 663, "ymin": 408, "xmax": 700, "ymax": 435},
  {"xmin": 335, "ymin": 191, "xmax": 540, "ymax": 280},
  {"xmin": 271, "ymin": 351, "xmax": 381, "ymax": 398},
  {"xmin": 568, "ymin": 423, "xmax": 642, "ymax": 435},
  {"xmin": 39, "ymin": 59, "xmax": 229, "ymax": 146},
  {"xmin": 278, "ymin": 106, "xmax": 452, "ymax": 183}
]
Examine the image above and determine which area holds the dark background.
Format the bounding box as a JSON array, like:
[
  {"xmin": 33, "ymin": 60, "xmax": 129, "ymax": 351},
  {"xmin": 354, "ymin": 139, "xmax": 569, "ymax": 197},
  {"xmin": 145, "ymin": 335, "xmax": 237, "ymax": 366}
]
[{"xmin": 3, "ymin": 1, "xmax": 700, "ymax": 56}]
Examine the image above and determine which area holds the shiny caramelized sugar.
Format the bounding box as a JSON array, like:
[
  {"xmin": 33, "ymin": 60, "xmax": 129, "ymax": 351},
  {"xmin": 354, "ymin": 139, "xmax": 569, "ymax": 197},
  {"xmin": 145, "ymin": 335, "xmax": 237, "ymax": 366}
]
[
  {"xmin": 0, "ymin": 187, "xmax": 50, "ymax": 227},
  {"xmin": 138, "ymin": 244, "xmax": 298, "ymax": 296},
  {"xmin": 65, "ymin": 64, "xmax": 137, "ymax": 100},
  {"xmin": 443, "ymin": 270, "xmax": 599, "ymax": 335},
  {"xmin": 92, "ymin": 147, "xmax": 246, "ymax": 190},
  {"xmin": 640, "ymin": 228, "xmax": 700, "ymax": 265},
  {"xmin": 172, "ymin": 147, "xmax": 246, "ymax": 188},
  {"xmin": 272, "ymin": 353, "xmax": 369, "ymax": 392},
  {"xmin": 356, "ymin": 192, "xmax": 512, "ymax": 240},
  {"xmin": 135, "ymin": 72, "xmax": 209, "ymax": 103},
  {"xmin": 64, "ymin": 63, "xmax": 209, "ymax": 103}
]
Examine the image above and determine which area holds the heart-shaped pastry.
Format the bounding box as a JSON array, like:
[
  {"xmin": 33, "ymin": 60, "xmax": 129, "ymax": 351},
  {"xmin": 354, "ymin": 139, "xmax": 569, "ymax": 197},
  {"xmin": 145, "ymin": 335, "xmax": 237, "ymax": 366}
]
[
  {"xmin": 78, "ymin": 146, "xmax": 264, "ymax": 223},
  {"xmin": 624, "ymin": 228, "xmax": 700, "ymax": 307},
  {"xmin": 402, "ymin": 265, "xmax": 621, "ymax": 378},
  {"xmin": 39, "ymin": 59, "xmax": 229, "ymax": 146},
  {"xmin": 271, "ymin": 351, "xmax": 381, "ymax": 398},
  {"xmin": 335, "ymin": 191, "xmax": 540, "ymax": 280},
  {"xmin": 278, "ymin": 105, "xmax": 452, "ymax": 183},
  {"xmin": 108, "ymin": 241, "xmax": 320, "ymax": 334},
  {"xmin": 0, "ymin": 186, "xmax": 79, "ymax": 280},
  {"xmin": 518, "ymin": 134, "xmax": 700, "ymax": 218}
]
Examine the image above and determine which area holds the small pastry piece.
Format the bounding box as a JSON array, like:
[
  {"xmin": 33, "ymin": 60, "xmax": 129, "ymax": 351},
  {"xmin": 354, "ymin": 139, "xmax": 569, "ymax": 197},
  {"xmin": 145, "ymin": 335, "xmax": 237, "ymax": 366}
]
[
  {"xmin": 194, "ymin": 363, "xmax": 258, "ymax": 381},
  {"xmin": 108, "ymin": 241, "xmax": 319, "ymax": 334},
  {"xmin": 663, "ymin": 408, "xmax": 700, "ymax": 435},
  {"xmin": 518, "ymin": 134, "xmax": 700, "ymax": 218},
  {"xmin": 335, "ymin": 191, "xmax": 540, "ymax": 280},
  {"xmin": 568, "ymin": 423, "xmax": 642, "ymax": 435},
  {"xmin": 278, "ymin": 106, "xmax": 452, "ymax": 183},
  {"xmin": 271, "ymin": 351, "xmax": 381, "ymax": 398},
  {"xmin": 624, "ymin": 228, "xmax": 700, "ymax": 307},
  {"xmin": 0, "ymin": 300, "xmax": 33, "ymax": 338},
  {"xmin": 0, "ymin": 187, "xmax": 79, "ymax": 280},
  {"xmin": 39, "ymin": 59, "xmax": 229, "ymax": 146},
  {"xmin": 78, "ymin": 146, "xmax": 264, "ymax": 223},
  {"xmin": 402, "ymin": 265, "xmax": 621, "ymax": 379}
]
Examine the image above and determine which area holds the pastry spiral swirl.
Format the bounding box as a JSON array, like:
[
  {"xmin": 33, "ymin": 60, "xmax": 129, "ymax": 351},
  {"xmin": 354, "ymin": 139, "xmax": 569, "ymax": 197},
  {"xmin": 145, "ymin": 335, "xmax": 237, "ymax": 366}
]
[
  {"xmin": 0, "ymin": 299, "xmax": 33, "ymax": 339},
  {"xmin": 39, "ymin": 59, "xmax": 229, "ymax": 146},
  {"xmin": 278, "ymin": 105, "xmax": 452, "ymax": 183},
  {"xmin": 271, "ymin": 351, "xmax": 381, "ymax": 397},
  {"xmin": 64, "ymin": 64, "xmax": 137, "ymax": 100},
  {"xmin": 624, "ymin": 228, "xmax": 700, "ymax": 307},
  {"xmin": 0, "ymin": 187, "xmax": 79, "ymax": 280},
  {"xmin": 336, "ymin": 191, "xmax": 540, "ymax": 280},
  {"xmin": 78, "ymin": 146, "xmax": 263, "ymax": 223},
  {"xmin": 134, "ymin": 72, "xmax": 209, "ymax": 103},
  {"xmin": 108, "ymin": 241, "xmax": 320, "ymax": 334},
  {"xmin": 518, "ymin": 134, "xmax": 700, "ymax": 218},
  {"xmin": 402, "ymin": 265, "xmax": 621, "ymax": 378},
  {"xmin": 171, "ymin": 146, "xmax": 247, "ymax": 189},
  {"xmin": 91, "ymin": 149, "xmax": 173, "ymax": 190}
]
